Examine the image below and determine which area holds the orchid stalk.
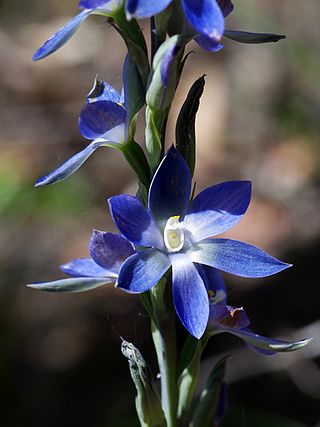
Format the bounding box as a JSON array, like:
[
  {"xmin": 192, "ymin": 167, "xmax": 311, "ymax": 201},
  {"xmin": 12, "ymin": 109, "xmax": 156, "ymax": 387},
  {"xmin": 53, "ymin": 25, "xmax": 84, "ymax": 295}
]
[{"xmin": 29, "ymin": 1, "xmax": 310, "ymax": 426}]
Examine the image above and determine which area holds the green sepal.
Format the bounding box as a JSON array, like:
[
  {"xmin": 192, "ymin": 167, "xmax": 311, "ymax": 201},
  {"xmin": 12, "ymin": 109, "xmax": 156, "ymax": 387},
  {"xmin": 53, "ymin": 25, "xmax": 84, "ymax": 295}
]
[
  {"xmin": 224, "ymin": 30, "xmax": 286, "ymax": 44},
  {"xmin": 111, "ymin": 7, "xmax": 150, "ymax": 86},
  {"xmin": 121, "ymin": 339, "xmax": 166, "ymax": 427},
  {"xmin": 176, "ymin": 75, "xmax": 205, "ymax": 177},
  {"xmin": 190, "ymin": 355, "xmax": 229, "ymax": 427},
  {"xmin": 177, "ymin": 335, "xmax": 208, "ymax": 424},
  {"xmin": 146, "ymin": 35, "xmax": 185, "ymax": 112}
]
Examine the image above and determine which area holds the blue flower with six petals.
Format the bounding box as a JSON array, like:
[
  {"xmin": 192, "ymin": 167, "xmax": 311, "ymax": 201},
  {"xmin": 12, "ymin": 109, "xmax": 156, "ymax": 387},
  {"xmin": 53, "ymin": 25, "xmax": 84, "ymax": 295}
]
[{"xmin": 109, "ymin": 146, "xmax": 291, "ymax": 338}]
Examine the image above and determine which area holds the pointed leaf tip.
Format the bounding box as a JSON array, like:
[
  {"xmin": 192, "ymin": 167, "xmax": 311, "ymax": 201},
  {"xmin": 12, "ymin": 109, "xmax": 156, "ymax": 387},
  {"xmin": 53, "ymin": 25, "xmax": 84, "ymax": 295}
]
[
  {"xmin": 27, "ymin": 277, "xmax": 112, "ymax": 293},
  {"xmin": 32, "ymin": 9, "xmax": 92, "ymax": 61},
  {"xmin": 269, "ymin": 337, "xmax": 312, "ymax": 352},
  {"xmin": 224, "ymin": 30, "xmax": 286, "ymax": 44}
]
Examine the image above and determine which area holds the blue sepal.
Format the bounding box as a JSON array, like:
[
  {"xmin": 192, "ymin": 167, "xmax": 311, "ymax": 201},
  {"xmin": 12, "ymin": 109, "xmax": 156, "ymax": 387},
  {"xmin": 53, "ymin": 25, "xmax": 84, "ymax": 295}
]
[
  {"xmin": 35, "ymin": 128, "xmax": 121, "ymax": 187},
  {"xmin": 191, "ymin": 238, "xmax": 291, "ymax": 278},
  {"xmin": 108, "ymin": 195, "xmax": 164, "ymax": 248},
  {"xmin": 117, "ymin": 249, "xmax": 170, "ymax": 293},
  {"xmin": 149, "ymin": 146, "xmax": 191, "ymax": 224},
  {"xmin": 125, "ymin": 0, "xmax": 172, "ymax": 19},
  {"xmin": 89, "ymin": 230, "xmax": 135, "ymax": 272},
  {"xmin": 171, "ymin": 253, "xmax": 209, "ymax": 339},
  {"xmin": 181, "ymin": 0, "xmax": 224, "ymax": 42},
  {"xmin": 184, "ymin": 181, "xmax": 251, "ymax": 242},
  {"xmin": 79, "ymin": 101, "xmax": 125, "ymax": 139},
  {"xmin": 32, "ymin": 9, "xmax": 92, "ymax": 61},
  {"xmin": 28, "ymin": 277, "xmax": 113, "ymax": 293},
  {"xmin": 195, "ymin": 34, "xmax": 224, "ymax": 52},
  {"xmin": 60, "ymin": 257, "xmax": 112, "ymax": 277}
]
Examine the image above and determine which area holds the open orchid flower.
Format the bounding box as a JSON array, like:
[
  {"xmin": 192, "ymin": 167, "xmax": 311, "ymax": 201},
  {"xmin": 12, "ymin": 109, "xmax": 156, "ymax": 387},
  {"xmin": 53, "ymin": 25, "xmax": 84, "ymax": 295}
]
[
  {"xmin": 205, "ymin": 271, "xmax": 311, "ymax": 353},
  {"xmin": 28, "ymin": 231, "xmax": 134, "ymax": 293},
  {"xmin": 108, "ymin": 146, "xmax": 291, "ymax": 338},
  {"xmin": 207, "ymin": 304, "xmax": 311, "ymax": 354},
  {"xmin": 35, "ymin": 74, "xmax": 126, "ymax": 187}
]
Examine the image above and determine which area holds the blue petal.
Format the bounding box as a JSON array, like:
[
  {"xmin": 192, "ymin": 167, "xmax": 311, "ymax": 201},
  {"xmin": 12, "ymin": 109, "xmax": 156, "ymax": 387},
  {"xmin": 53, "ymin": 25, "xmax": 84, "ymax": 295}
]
[
  {"xmin": 95, "ymin": 122, "xmax": 125, "ymax": 143},
  {"xmin": 149, "ymin": 146, "xmax": 191, "ymax": 224},
  {"xmin": 190, "ymin": 238, "xmax": 292, "ymax": 278},
  {"xmin": 217, "ymin": 0, "xmax": 234, "ymax": 17},
  {"xmin": 79, "ymin": 100, "xmax": 125, "ymax": 139},
  {"xmin": 79, "ymin": 0, "xmax": 121, "ymax": 11},
  {"xmin": 89, "ymin": 230, "xmax": 135, "ymax": 272},
  {"xmin": 184, "ymin": 181, "xmax": 251, "ymax": 242},
  {"xmin": 125, "ymin": 0, "xmax": 172, "ymax": 19},
  {"xmin": 245, "ymin": 342, "xmax": 276, "ymax": 356},
  {"xmin": 28, "ymin": 277, "xmax": 113, "ymax": 293},
  {"xmin": 181, "ymin": 0, "xmax": 224, "ymax": 42},
  {"xmin": 60, "ymin": 257, "xmax": 112, "ymax": 277},
  {"xmin": 35, "ymin": 129, "xmax": 121, "ymax": 187},
  {"xmin": 86, "ymin": 78, "xmax": 121, "ymax": 103},
  {"xmin": 117, "ymin": 249, "xmax": 170, "ymax": 292},
  {"xmin": 109, "ymin": 195, "xmax": 164, "ymax": 248},
  {"xmin": 171, "ymin": 253, "xmax": 209, "ymax": 339},
  {"xmin": 35, "ymin": 141, "xmax": 99, "ymax": 187},
  {"xmin": 195, "ymin": 34, "xmax": 224, "ymax": 52},
  {"xmin": 209, "ymin": 305, "xmax": 250, "ymax": 329},
  {"xmin": 195, "ymin": 264, "xmax": 227, "ymax": 304},
  {"xmin": 209, "ymin": 325, "xmax": 312, "ymax": 354},
  {"xmin": 32, "ymin": 9, "xmax": 92, "ymax": 61}
]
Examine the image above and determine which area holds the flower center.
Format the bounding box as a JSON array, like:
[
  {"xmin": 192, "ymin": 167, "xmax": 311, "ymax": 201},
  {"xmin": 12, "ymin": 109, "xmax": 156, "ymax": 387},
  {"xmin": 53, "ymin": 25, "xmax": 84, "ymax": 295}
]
[{"xmin": 164, "ymin": 216, "xmax": 184, "ymax": 253}]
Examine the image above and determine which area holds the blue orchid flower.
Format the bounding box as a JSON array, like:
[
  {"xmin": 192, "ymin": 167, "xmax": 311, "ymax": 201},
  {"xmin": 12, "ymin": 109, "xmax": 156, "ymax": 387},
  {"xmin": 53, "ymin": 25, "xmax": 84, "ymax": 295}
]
[
  {"xmin": 203, "ymin": 268, "xmax": 311, "ymax": 353},
  {"xmin": 28, "ymin": 230, "xmax": 134, "ymax": 292},
  {"xmin": 108, "ymin": 146, "xmax": 291, "ymax": 338},
  {"xmin": 35, "ymin": 76, "xmax": 126, "ymax": 187},
  {"xmin": 208, "ymin": 303, "xmax": 311, "ymax": 354},
  {"xmin": 33, "ymin": 0, "xmax": 227, "ymax": 61}
]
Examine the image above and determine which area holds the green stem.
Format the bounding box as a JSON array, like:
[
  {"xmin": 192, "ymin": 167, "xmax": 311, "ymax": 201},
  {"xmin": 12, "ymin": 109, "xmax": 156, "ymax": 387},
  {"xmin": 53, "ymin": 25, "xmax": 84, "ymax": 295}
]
[
  {"xmin": 177, "ymin": 335, "xmax": 209, "ymax": 424},
  {"xmin": 151, "ymin": 279, "xmax": 177, "ymax": 427}
]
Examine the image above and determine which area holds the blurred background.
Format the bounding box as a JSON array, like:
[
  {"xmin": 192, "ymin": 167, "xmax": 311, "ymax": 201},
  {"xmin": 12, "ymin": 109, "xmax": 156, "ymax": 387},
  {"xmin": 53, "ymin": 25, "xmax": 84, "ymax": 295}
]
[{"xmin": 0, "ymin": 0, "xmax": 320, "ymax": 425}]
